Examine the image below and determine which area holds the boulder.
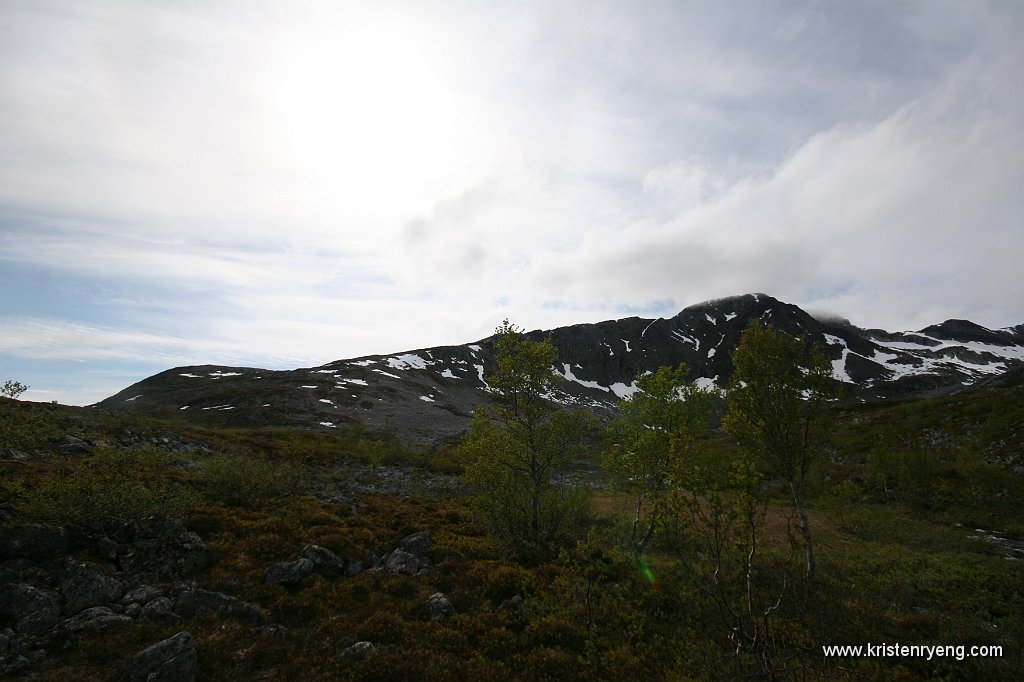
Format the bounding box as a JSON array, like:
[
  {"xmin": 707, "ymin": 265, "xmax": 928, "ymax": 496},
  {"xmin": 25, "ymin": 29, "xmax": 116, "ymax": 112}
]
[
  {"xmin": 60, "ymin": 562, "xmax": 124, "ymax": 616},
  {"xmin": 122, "ymin": 585, "xmax": 164, "ymax": 606},
  {"xmin": 383, "ymin": 549, "xmax": 421, "ymax": 576},
  {"xmin": 121, "ymin": 527, "xmax": 211, "ymax": 580},
  {"xmin": 53, "ymin": 606, "xmax": 132, "ymax": 633},
  {"xmin": 299, "ymin": 545, "xmax": 347, "ymax": 579},
  {"xmin": 400, "ymin": 531, "xmax": 432, "ymax": 558},
  {"xmin": 339, "ymin": 641, "xmax": 373, "ymax": 663},
  {"xmin": 0, "ymin": 584, "xmax": 61, "ymax": 631},
  {"xmin": 426, "ymin": 592, "xmax": 453, "ymax": 622},
  {"xmin": 139, "ymin": 597, "xmax": 180, "ymax": 622},
  {"xmin": 265, "ymin": 558, "xmax": 315, "ymax": 586},
  {"xmin": 125, "ymin": 631, "xmax": 197, "ymax": 682}
]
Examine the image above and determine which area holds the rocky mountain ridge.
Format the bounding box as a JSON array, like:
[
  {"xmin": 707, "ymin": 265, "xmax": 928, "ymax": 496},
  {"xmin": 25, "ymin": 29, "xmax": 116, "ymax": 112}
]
[{"xmin": 97, "ymin": 294, "xmax": 1024, "ymax": 444}]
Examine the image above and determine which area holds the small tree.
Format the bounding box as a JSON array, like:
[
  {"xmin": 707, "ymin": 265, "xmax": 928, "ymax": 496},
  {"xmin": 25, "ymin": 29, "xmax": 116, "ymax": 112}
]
[
  {"xmin": 1, "ymin": 380, "xmax": 29, "ymax": 400},
  {"xmin": 460, "ymin": 320, "xmax": 591, "ymax": 546},
  {"xmin": 603, "ymin": 363, "xmax": 714, "ymax": 563},
  {"xmin": 722, "ymin": 322, "xmax": 835, "ymax": 580}
]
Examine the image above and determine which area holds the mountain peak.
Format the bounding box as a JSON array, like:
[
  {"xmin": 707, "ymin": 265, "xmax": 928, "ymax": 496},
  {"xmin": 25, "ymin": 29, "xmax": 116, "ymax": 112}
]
[{"xmin": 97, "ymin": 294, "xmax": 1024, "ymax": 445}]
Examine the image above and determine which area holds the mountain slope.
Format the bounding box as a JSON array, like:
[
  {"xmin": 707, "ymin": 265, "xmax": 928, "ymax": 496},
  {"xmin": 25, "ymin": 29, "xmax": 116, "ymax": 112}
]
[{"xmin": 97, "ymin": 294, "xmax": 1024, "ymax": 444}]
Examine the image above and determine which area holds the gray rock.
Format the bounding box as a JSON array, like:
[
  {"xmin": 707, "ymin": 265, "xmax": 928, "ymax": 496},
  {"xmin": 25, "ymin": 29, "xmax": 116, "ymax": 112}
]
[
  {"xmin": 15, "ymin": 608, "xmax": 61, "ymax": 635},
  {"xmin": 60, "ymin": 562, "xmax": 123, "ymax": 616},
  {"xmin": 265, "ymin": 558, "xmax": 315, "ymax": 586},
  {"xmin": 57, "ymin": 435, "xmax": 93, "ymax": 454},
  {"xmin": 0, "ymin": 654, "xmax": 30, "ymax": 677},
  {"xmin": 53, "ymin": 606, "xmax": 132, "ymax": 633},
  {"xmin": 0, "ymin": 584, "xmax": 61, "ymax": 629},
  {"xmin": 0, "ymin": 524, "xmax": 68, "ymax": 562},
  {"xmin": 122, "ymin": 585, "xmax": 164, "ymax": 606},
  {"xmin": 339, "ymin": 640, "xmax": 373, "ymax": 663},
  {"xmin": 299, "ymin": 545, "xmax": 346, "ymax": 579},
  {"xmin": 121, "ymin": 529, "xmax": 211, "ymax": 580},
  {"xmin": 400, "ymin": 531, "xmax": 432, "ymax": 558},
  {"xmin": 140, "ymin": 597, "xmax": 180, "ymax": 622},
  {"xmin": 124, "ymin": 603, "xmax": 142, "ymax": 618},
  {"xmin": 426, "ymin": 592, "xmax": 453, "ymax": 622},
  {"xmin": 383, "ymin": 549, "xmax": 421, "ymax": 575},
  {"xmin": 126, "ymin": 631, "xmax": 197, "ymax": 682}
]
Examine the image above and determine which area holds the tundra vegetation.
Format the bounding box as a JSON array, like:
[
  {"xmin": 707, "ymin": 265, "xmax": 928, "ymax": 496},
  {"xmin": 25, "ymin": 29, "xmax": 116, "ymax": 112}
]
[{"xmin": 1, "ymin": 322, "xmax": 1023, "ymax": 680}]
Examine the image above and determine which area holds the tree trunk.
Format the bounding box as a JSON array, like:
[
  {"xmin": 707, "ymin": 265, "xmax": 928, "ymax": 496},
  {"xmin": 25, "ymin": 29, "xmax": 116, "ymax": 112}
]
[{"xmin": 789, "ymin": 481, "xmax": 815, "ymax": 580}]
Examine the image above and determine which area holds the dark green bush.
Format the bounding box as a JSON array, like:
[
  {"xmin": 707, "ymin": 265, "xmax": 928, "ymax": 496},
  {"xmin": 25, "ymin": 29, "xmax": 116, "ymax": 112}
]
[{"xmin": 199, "ymin": 453, "xmax": 303, "ymax": 504}]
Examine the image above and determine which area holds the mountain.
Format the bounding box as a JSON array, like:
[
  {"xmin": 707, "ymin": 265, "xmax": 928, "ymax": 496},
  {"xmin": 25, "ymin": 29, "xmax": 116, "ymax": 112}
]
[{"xmin": 97, "ymin": 294, "xmax": 1024, "ymax": 444}]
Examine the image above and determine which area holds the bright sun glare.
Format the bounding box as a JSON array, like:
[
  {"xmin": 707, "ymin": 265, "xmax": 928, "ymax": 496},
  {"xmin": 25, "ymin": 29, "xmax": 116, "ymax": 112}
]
[{"xmin": 274, "ymin": 21, "xmax": 457, "ymax": 210}]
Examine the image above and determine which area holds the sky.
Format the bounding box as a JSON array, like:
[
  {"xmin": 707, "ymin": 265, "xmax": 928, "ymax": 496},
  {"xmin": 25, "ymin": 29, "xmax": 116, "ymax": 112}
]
[{"xmin": 1, "ymin": 1, "xmax": 1022, "ymax": 405}]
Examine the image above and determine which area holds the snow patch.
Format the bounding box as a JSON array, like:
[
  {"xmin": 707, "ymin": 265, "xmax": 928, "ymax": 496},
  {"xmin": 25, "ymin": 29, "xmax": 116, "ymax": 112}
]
[
  {"xmin": 469, "ymin": 344, "xmax": 482, "ymax": 352},
  {"xmin": 823, "ymin": 334, "xmax": 854, "ymax": 383},
  {"xmin": 350, "ymin": 359, "xmax": 377, "ymax": 366},
  {"xmin": 341, "ymin": 378, "xmax": 369, "ymax": 386},
  {"xmin": 179, "ymin": 405, "xmax": 188, "ymax": 410},
  {"xmin": 179, "ymin": 373, "xmax": 202, "ymax": 378},
  {"xmin": 441, "ymin": 369, "xmax": 457, "ymax": 379},
  {"xmin": 387, "ymin": 353, "xmax": 430, "ymax": 370},
  {"xmin": 707, "ymin": 348, "xmax": 716, "ymax": 358},
  {"xmin": 419, "ymin": 395, "xmax": 435, "ymax": 402},
  {"xmin": 319, "ymin": 399, "xmax": 333, "ymax": 404},
  {"xmin": 319, "ymin": 421, "xmax": 336, "ymax": 428},
  {"xmin": 705, "ymin": 314, "xmax": 716, "ymax": 324},
  {"xmin": 209, "ymin": 371, "xmax": 242, "ymax": 377},
  {"xmin": 622, "ymin": 339, "xmax": 632, "ymax": 352},
  {"xmin": 555, "ymin": 363, "xmax": 609, "ymax": 392},
  {"xmin": 610, "ymin": 381, "xmax": 639, "ymax": 399},
  {"xmin": 300, "ymin": 385, "xmax": 318, "ymax": 389},
  {"xmin": 725, "ymin": 313, "xmax": 737, "ymax": 321},
  {"xmin": 125, "ymin": 394, "xmax": 142, "ymax": 402},
  {"xmin": 372, "ymin": 369, "xmax": 401, "ymax": 379},
  {"xmin": 695, "ymin": 376, "xmax": 719, "ymax": 391}
]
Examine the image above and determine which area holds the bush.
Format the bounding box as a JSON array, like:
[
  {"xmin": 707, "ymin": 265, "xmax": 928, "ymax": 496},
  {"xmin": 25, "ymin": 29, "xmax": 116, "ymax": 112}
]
[
  {"xmin": 17, "ymin": 447, "xmax": 197, "ymax": 539},
  {"xmin": 199, "ymin": 453, "xmax": 303, "ymax": 504}
]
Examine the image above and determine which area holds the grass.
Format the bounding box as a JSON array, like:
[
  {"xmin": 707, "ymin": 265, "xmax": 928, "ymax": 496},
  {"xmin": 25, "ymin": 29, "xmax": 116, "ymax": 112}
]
[{"xmin": 2, "ymin": 383, "xmax": 1023, "ymax": 679}]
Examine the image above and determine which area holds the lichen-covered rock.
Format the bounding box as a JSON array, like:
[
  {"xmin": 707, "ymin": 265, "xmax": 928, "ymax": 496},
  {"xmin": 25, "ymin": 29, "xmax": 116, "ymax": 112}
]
[
  {"xmin": 299, "ymin": 545, "xmax": 346, "ymax": 579},
  {"xmin": 339, "ymin": 641, "xmax": 373, "ymax": 663},
  {"xmin": 265, "ymin": 558, "xmax": 315, "ymax": 586},
  {"xmin": 53, "ymin": 606, "xmax": 132, "ymax": 633},
  {"xmin": 59, "ymin": 562, "xmax": 123, "ymax": 616},
  {"xmin": 121, "ymin": 585, "xmax": 164, "ymax": 606},
  {"xmin": 125, "ymin": 631, "xmax": 197, "ymax": 682},
  {"xmin": 140, "ymin": 597, "xmax": 180, "ymax": 622},
  {"xmin": 383, "ymin": 549, "xmax": 421, "ymax": 575},
  {"xmin": 426, "ymin": 592, "xmax": 453, "ymax": 622},
  {"xmin": 400, "ymin": 531, "xmax": 432, "ymax": 558},
  {"xmin": 121, "ymin": 527, "xmax": 211, "ymax": 580},
  {"xmin": 0, "ymin": 584, "xmax": 61, "ymax": 632}
]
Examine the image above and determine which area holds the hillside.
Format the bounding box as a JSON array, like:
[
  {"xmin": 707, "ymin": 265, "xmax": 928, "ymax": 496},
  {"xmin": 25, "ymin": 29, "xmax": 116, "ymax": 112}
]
[
  {"xmin": 96, "ymin": 293, "xmax": 1024, "ymax": 444},
  {"xmin": 2, "ymin": 374, "xmax": 1023, "ymax": 679}
]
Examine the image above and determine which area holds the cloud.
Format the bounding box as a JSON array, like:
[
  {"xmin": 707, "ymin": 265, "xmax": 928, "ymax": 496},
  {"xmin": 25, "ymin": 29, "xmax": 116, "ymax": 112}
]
[{"xmin": 1, "ymin": 1, "xmax": 1022, "ymax": 404}]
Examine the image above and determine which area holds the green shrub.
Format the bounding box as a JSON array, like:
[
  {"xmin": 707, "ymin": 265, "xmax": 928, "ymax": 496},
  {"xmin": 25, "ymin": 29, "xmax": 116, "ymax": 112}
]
[
  {"xmin": 199, "ymin": 453, "xmax": 303, "ymax": 504},
  {"xmin": 17, "ymin": 447, "xmax": 197, "ymax": 539}
]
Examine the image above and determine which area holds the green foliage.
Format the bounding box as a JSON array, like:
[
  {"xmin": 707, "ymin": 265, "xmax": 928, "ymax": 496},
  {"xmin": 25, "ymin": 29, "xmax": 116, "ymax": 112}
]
[
  {"xmin": 603, "ymin": 362, "xmax": 714, "ymax": 560},
  {"xmin": 1, "ymin": 379, "xmax": 29, "ymax": 399},
  {"xmin": 460, "ymin": 320, "xmax": 592, "ymax": 547},
  {"xmin": 723, "ymin": 321, "xmax": 836, "ymax": 579},
  {"xmin": 0, "ymin": 398, "xmax": 58, "ymax": 451},
  {"xmin": 16, "ymin": 447, "xmax": 197, "ymax": 539},
  {"xmin": 198, "ymin": 452, "xmax": 304, "ymax": 505}
]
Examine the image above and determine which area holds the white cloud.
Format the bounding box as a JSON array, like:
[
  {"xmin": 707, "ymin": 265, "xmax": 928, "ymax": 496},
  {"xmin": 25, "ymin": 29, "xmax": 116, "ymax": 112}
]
[{"xmin": 1, "ymin": 1, "xmax": 1022, "ymax": 404}]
